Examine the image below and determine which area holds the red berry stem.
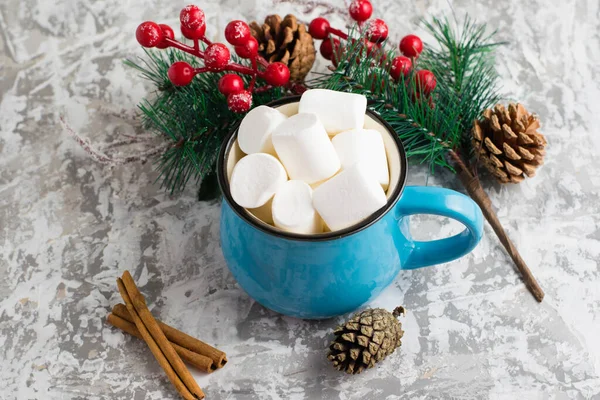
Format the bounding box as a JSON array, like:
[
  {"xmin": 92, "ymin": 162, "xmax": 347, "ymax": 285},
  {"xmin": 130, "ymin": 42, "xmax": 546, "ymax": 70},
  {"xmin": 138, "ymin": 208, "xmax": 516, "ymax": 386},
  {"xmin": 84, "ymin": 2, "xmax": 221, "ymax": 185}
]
[
  {"xmin": 248, "ymin": 75, "xmax": 258, "ymax": 91},
  {"xmin": 136, "ymin": 8, "xmax": 293, "ymax": 113},
  {"xmin": 163, "ymin": 37, "xmax": 265, "ymax": 77},
  {"xmin": 163, "ymin": 37, "xmax": 204, "ymax": 57},
  {"xmin": 256, "ymin": 55, "xmax": 269, "ymax": 68},
  {"xmin": 252, "ymin": 84, "xmax": 273, "ymax": 94},
  {"xmin": 164, "ymin": 36, "xmax": 269, "ymax": 71},
  {"xmin": 327, "ymin": 26, "xmax": 348, "ymax": 40},
  {"xmin": 248, "ymin": 57, "xmax": 258, "ymax": 91},
  {"xmin": 222, "ymin": 63, "xmax": 260, "ymax": 76}
]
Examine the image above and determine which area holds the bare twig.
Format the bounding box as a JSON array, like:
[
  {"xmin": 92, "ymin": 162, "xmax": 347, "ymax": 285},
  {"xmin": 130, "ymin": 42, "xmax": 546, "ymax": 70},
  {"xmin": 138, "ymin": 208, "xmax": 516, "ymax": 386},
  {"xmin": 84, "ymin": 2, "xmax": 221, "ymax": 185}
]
[
  {"xmin": 98, "ymin": 105, "xmax": 140, "ymax": 122},
  {"xmin": 449, "ymin": 150, "xmax": 545, "ymax": 302},
  {"xmin": 104, "ymin": 134, "xmax": 161, "ymax": 149},
  {"xmin": 60, "ymin": 116, "xmax": 169, "ymax": 166}
]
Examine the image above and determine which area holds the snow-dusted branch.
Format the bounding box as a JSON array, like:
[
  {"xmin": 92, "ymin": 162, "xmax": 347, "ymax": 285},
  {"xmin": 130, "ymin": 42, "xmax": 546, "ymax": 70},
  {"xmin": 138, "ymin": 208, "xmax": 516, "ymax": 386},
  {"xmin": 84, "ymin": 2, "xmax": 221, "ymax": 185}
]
[{"xmin": 60, "ymin": 116, "xmax": 169, "ymax": 166}]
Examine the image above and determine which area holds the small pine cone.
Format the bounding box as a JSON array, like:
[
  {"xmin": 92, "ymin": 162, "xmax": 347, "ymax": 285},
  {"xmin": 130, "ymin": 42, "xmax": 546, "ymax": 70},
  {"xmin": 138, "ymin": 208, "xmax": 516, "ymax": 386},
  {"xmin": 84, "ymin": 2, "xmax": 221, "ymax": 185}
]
[
  {"xmin": 473, "ymin": 103, "xmax": 547, "ymax": 184},
  {"xmin": 327, "ymin": 307, "xmax": 405, "ymax": 375},
  {"xmin": 249, "ymin": 14, "xmax": 316, "ymax": 83}
]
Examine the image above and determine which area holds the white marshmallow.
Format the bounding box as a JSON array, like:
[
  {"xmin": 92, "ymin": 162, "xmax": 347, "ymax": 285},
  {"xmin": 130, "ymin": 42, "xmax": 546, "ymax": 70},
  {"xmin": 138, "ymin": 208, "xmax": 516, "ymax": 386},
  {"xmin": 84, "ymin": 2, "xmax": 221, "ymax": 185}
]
[
  {"xmin": 312, "ymin": 163, "xmax": 387, "ymax": 231},
  {"xmin": 248, "ymin": 197, "xmax": 274, "ymax": 225},
  {"xmin": 332, "ymin": 129, "xmax": 390, "ymax": 190},
  {"xmin": 298, "ymin": 89, "xmax": 367, "ymax": 134},
  {"xmin": 230, "ymin": 153, "xmax": 287, "ymax": 209},
  {"xmin": 237, "ymin": 105, "xmax": 287, "ymax": 155},
  {"xmin": 272, "ymin": 180, "xmax": 322, "ymax": 234},
  {"xmin": 272, "ymin": 113, "xmax": 341, "ymax": 184}
]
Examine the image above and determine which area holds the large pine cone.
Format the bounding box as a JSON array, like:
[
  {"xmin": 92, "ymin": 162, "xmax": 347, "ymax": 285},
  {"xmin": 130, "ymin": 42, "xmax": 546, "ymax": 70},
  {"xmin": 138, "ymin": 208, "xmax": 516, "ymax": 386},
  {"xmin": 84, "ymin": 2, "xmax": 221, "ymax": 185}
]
[
  {"xmin": 473, "ymin": 103, "xmax": 547, "ymax": 183},
  {"xmin": 327, "ymin": 307, "xmax": 405, "ymax": 374},
  {"xmin": 249, "ymin": 14, "xmax": 316, "ymax": 83}
]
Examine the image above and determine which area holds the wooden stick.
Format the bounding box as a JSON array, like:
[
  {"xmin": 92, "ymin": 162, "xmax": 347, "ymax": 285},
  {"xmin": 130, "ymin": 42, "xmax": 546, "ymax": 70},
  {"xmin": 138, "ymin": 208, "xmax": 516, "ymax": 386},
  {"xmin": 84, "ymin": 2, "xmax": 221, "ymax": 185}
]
[
  {"xmin": 113, "ymin": 303, "xmax": 227, "ymax": 368},
  {"xmin": 116, "ymin": 278, "xmax": 197, "ymax": 400},
  {"xmin": 451, "ymin": 151, "xmax": 545, "ymax": 302},
  {"xmin": 107, "ymin": 313, "xmax": 215, "ymax": 373},
  {"xmin": 121, "ymin": 271, "xmax": 205, "ymax": 399}
]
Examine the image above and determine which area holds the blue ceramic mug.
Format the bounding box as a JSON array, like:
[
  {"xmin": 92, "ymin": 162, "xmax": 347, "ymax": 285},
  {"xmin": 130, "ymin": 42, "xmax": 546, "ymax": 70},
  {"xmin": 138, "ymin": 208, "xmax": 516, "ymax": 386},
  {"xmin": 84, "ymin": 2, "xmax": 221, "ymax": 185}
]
[{"xmin": 217, "ymin": 96, "xmax": 484, "ymax": 319}]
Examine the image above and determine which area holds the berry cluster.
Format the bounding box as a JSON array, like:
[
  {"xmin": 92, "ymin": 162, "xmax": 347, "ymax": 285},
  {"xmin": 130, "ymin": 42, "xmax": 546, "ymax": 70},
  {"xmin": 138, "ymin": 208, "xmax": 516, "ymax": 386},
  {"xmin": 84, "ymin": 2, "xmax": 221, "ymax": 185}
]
[
  {"xmin": 135, "ymin": 5, "xmax": 291, "ymax": 113},
  {"xmin": 309, "ymin": 0, "xmax": 436, "ymax": 97}
]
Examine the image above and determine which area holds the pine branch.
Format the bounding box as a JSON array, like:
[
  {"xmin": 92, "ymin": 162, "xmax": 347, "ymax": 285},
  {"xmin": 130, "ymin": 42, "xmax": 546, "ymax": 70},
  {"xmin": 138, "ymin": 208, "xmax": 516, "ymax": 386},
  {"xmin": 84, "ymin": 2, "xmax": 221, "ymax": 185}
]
[
  {"xmin": 124, "ymin": 48, "xmax": 286, "ymax": 194},
  {"xmin": 315, "ymin": 17, "xmax": 503, "ymax": 173},
  {"xmin": 419, "ymin": 16, "xmax": 506, "ymax": 156}
]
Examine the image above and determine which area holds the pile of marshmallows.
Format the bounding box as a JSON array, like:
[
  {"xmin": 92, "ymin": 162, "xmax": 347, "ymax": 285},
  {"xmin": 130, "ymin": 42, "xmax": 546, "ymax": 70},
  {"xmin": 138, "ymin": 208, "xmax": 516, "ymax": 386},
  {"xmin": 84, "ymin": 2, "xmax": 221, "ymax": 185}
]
[{"xmin": 230, "ymin": 89, "xmax": 390, "ymax": 235}]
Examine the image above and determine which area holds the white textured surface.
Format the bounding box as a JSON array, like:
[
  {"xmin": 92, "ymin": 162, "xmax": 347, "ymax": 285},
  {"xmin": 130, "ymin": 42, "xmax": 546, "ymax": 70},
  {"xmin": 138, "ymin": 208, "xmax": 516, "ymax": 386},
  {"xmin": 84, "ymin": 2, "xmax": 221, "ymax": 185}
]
[{"xmin": 0, "ymin": 0, "xmax": 599, "ymax": 399}]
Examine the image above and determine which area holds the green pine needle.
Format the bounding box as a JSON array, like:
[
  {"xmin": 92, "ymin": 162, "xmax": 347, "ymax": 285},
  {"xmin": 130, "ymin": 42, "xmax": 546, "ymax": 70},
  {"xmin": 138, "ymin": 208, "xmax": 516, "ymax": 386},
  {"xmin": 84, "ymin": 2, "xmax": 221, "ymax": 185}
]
[
  {"xmin": 125, "ymin": 48, "xmax": 286, "ymax": 194},
  {"xmin": 316, "ymin": 16, "xmax": 504, "ymax": 173}
]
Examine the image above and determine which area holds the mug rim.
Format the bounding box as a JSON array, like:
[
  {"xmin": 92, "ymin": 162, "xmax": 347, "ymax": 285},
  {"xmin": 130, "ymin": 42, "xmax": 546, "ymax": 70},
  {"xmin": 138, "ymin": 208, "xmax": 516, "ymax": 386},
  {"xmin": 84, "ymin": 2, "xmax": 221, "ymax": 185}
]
[{"xmin": 217, "ymin": 95, "xmax": 408, "ymax": 242}]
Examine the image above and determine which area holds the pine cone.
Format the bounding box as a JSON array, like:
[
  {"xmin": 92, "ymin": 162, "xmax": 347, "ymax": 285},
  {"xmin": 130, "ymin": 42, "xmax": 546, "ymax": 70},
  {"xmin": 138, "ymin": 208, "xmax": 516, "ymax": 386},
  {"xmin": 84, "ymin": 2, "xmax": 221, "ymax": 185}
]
[
  {"xmin": 327, "ymin": 306, "xmax": 405, "ymax": 374},
  {"xmin": 249, "ymin": 14, "xmax": 316, "ymax": 83},
  {"xmin": 473, "ymin": 103, "xmax": 547, "ymax": 183}
]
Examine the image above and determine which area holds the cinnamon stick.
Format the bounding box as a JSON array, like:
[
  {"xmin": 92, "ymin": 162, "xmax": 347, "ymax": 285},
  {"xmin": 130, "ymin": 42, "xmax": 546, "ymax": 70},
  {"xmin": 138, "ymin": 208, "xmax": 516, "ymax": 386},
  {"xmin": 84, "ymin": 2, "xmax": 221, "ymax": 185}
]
[
  {"xmin": 113, "ymin": 303, "xmax": 227, "ymax": 369},
  {"xmin": 107, "ymin": 313, "xmax": 215, "ymax": 373},
  {"xmin": 451, "ymin": 152, "xmax": 545, "ymax": 302},
  {"xmin": 116, "ymin": 278, "xmax": 197, "ymax": 400},
  {"xmin": 120, "ymin": 271, "xmax": 205, "ymax": 399}
]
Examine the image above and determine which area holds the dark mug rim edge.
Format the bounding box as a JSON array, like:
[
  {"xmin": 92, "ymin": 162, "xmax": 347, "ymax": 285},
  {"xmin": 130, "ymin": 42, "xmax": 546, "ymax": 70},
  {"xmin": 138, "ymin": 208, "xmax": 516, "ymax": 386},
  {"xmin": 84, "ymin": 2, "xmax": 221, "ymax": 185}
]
[{"xmin": 217, "ymin": 95, "xmax": 408, "ymax": 242}]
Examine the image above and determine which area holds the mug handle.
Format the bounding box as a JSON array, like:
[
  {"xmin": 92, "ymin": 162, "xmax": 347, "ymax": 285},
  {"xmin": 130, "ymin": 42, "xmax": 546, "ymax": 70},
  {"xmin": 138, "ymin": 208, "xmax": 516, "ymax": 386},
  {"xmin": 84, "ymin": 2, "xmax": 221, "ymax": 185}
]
[{"xmin": 395, "ymin": 186, "xmax": 484, "ymax": 270}]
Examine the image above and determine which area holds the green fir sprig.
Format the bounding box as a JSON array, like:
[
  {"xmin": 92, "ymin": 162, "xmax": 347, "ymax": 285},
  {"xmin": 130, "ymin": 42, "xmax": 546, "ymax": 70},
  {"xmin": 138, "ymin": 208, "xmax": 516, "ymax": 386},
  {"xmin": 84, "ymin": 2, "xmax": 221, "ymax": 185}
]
[
  {"xmin": 124, "ymin": 49, "xmax": 286, "ymax": 194},
  {"xmin": 317, "ymin": 16, "xmax": 505, "ymax": 173}
]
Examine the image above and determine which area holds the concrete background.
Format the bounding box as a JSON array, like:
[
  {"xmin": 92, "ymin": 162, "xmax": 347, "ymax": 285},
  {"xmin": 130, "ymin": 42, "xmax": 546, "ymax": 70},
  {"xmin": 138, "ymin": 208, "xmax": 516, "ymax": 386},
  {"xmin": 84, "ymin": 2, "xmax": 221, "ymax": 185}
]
[{"xmin": 1, "ymin": 0, "xmax": 599, "ymax": 398}]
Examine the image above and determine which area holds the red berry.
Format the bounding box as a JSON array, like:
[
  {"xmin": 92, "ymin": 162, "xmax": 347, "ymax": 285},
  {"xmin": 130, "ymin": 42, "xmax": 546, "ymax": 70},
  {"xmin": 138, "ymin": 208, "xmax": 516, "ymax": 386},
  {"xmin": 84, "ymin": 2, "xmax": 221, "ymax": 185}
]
[
  {"xmin": 136, "ymin": 21, "xmax": 163, "ymax": 48},
  {"xmin": 156, "ymin": 24, "xmax": 174, "ymax": 49},
  {"xmin": 204, "ymin": 43, "xmax": 230, "ymax": 71},
  {"xmin": 225, "ymin": 20, "xmax": 251, "ymax": 46},
  {"xmin": 390, "ymin": 56, "xmax": 412, "ymax": 81},
  {"xmin": 399, "ymin": 34, "xmax": 423, "ymax": 58},
  {"xmin": 181, "ymin": 23, "xmax": 206, "ymax": 40},
  {"xmin": 366, "ymin": 19, "xmax": 388, "ymax": 43},
  {"xmin": 309, "ymin": 18, "xmax": 330, "ymax": 40},
  {"xmin": 234, "ymin": 36, "xmax": 258, "ymax": 59},
  {"xmin": 349, "ymin": 0, "xmax": 373, "ymax": 22},
  {"xmin": 218, "ymin": 74, "xmax": 245, "ymax": 95},
  {"xmin": 364, "ymin": 40, "xmax": 379, "ymax": 56},
  {"xmin": 180, "ymin": 5, "xmax": 205, "ymax": 30},
  {"xmin": 319, "ymin": 37, "xmax": 340, "ymax": 60},
  {"xmin": 168, "ymin": 62, "xmax": 195, "ymax": 86},
  {"xmin": 263, "ymin": 62, "xmax": 290, "ymax": 87},
  {"xmin": 415, "ymin": 69, "xmax": 436, "ymax": 94},
  {"xmin": 227, "ymin": 90, "xmax": 253, "ymax": 113}
]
